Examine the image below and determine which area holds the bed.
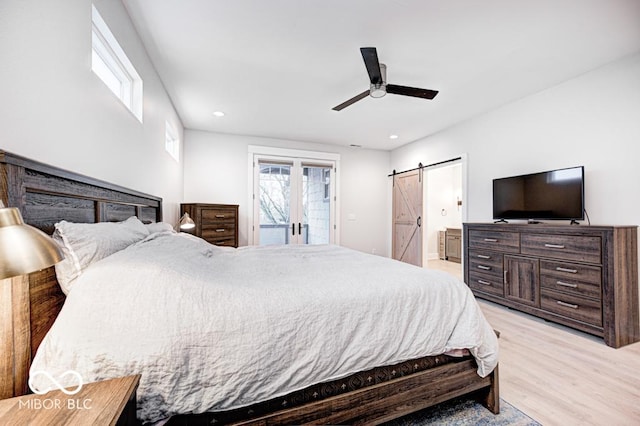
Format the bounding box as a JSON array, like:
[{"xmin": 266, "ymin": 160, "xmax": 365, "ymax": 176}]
[{"xmin": 0, "ymin": 150, "xmax": 499, "ymax": 425}]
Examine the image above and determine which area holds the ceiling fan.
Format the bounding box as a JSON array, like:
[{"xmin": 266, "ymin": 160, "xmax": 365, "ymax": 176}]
[{"xmin": 332, "ymin": 47, "xmax": 439, "ymax": 111}]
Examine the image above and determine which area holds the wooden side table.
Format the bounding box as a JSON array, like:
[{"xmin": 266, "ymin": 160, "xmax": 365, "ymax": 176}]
[{"xmin": 0, "ymin": 375, "xmax": 140, "ymax": 425}]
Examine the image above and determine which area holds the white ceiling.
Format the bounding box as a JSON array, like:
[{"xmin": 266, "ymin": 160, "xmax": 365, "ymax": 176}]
[{"xmin": 123, "ymin": 0, "xmax": 640, "ymax": 151}]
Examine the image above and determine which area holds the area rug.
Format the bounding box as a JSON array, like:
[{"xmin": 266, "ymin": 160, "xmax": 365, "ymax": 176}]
[{"xmin": 384, "ymin": 397, "xmax": 541, "ymax": 425}]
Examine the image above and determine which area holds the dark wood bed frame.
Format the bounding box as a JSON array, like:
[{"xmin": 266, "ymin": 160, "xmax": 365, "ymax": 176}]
[{"xmin": 0, "ymin": 150, "xmax": 499, "ymax": 425}]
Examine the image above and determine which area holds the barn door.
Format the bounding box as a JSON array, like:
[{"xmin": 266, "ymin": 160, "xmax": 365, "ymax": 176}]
[{"xmin": 392, "ymin": 169, "xmax": 423, "ymax": 266}]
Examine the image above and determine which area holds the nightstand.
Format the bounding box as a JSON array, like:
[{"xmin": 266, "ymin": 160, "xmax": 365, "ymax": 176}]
[
  {"xmin": 180, "ymin": 203, "xmax": 239, "ymax": 247},
  {"xmin": 0, "ymin": 375, "xmax": 140, "ymax": 425}
]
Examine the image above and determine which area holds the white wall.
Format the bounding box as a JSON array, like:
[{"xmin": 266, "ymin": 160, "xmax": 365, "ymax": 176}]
[
  {"xmin": 183, "ymin": 131, "xmax": 391, "ymax": 255},
  {"xmin": 0, "ymin": 0, "xmax": 184, "ymax": 223},
  {"xmin": 392, "ymin": 52, "xmax": 640, "ymax": 227}
]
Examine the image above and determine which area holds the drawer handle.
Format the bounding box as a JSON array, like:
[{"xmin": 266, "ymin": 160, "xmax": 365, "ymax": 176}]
[
  {"xmin": 215, "ymin": 214, "xmax": 226, "ymax": 218},
  {"xmin": 476, "ymin": 254, "xmax": 491, "ymax": 259},
  {"xmin": 556, "ymin": 267, "xmax": 578, "ymax": 274},
  {"xmin": 484, "ymin": 238, "xmax": 498, "ymax": 242},
  {"xmin": 216, "ymin": 229, "xmax": 226, "ymax": 232},
  {"xmin": 544, "ymin": 243, "xmax": 565, "ymax": 249},
  {"xmin": 477, "ymin": 279, "xmax": 492, "ymax": 286},
  {"xmin": 556, "ymin": 300, "xmax": 579, "ymax": 309},
  {"xmin": 477, "ymin": 265, "xmax": 491, "ymax": 270},
  {"xmin": 557, "ymin": 281, "xmax": 578, "ymax": 288}
]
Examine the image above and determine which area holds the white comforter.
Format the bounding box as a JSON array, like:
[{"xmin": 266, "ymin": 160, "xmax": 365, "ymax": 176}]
[{"xmin": 30, "ymin": 232, "xmax": 498, "ymax": 423}]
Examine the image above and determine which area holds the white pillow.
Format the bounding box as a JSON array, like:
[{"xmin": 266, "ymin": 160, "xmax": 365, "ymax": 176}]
[
  {"xmin": 145, "ymin": 221, "xmax": 175, "ymax": 234},
  {"xmin": 53, "ymin": 216, "xmax": 150, "ymax": 294}
]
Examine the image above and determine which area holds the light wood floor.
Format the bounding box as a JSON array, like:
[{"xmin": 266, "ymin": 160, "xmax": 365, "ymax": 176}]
[{"xmin": 426, "ymin": 259, "xmax": 640, "ymax": 425}]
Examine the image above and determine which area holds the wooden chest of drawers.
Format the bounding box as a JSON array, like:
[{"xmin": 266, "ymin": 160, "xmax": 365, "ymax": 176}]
[
  {"xmin": 463, "ymin": 223, "xmax": 639, "ymax": 348},
  {"xmin": 180, "ymin": 203, "xmax": 239, "ymax": 247}
]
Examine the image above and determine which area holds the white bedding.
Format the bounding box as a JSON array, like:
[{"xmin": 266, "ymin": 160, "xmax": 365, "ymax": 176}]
[{"xmin": 30, "ymin": 232, "xmax": 498, "ymax": 423}]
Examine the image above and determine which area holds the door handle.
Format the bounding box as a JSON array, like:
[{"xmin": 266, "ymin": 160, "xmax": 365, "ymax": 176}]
[
  {"xmin": 292, "ymin": 223, "xmax": 295, "ymax": 235},
  {"xmin": 417, "ymin": 216, "xmax": 422, "ymax": 227},
  {"xmin": 298, "ymin": 223, "xmax": 302, "ymax": 235}
]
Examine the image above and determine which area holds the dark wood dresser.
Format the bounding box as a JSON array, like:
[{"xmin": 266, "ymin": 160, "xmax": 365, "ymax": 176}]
[
  {"xmin": 180, "ymin": 203, "xmax": 239, "ymax": 247},
  {"xmin": 463, "ymin": 222, "xmax": 639, "ymax": 348}
]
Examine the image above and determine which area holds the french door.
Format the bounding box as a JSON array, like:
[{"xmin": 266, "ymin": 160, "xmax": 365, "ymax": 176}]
[{"xmin": 253, "ymin": 155, "xmax": 336, "ymax": 245}]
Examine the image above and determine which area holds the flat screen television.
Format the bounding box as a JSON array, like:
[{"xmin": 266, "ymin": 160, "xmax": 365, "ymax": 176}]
[{"xmin": 492, "ymin": 166, "xmax": 584, "ymax": 222}]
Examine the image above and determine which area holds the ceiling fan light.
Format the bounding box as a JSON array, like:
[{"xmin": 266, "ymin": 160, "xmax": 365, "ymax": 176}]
[{"xmin": 370, "ymin": 84, "xmax": 386, "ymax": 98}]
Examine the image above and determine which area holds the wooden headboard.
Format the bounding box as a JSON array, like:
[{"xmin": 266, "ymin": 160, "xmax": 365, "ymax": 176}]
[{"xmin": 0, "ymin": 150, "xmax": 162, "ymax": 398}]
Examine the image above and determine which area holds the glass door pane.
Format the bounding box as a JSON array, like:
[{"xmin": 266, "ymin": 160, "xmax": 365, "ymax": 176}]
[
  {"xmin": 258, "ymin": 163, "xmax": 292, "ymax": 245},
  {"xmin": 253, "ymin": 155, "xmax": 335, "ymax": 246},
  {"xmin": 302, "ymin": 165, "xmax": 332, "ymax": 245}
]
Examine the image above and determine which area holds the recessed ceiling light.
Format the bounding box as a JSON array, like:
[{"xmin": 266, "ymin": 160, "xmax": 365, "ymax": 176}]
[
  {"xmin": 213, "ymin": 111, "xmax": 225, "ymax": 117},
  {"xmin": 389, "ymin": 134, "xmax": 398, "ymax": 139}
]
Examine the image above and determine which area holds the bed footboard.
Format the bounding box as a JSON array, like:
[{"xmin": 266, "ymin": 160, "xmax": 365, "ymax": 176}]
[
  {"xmin": 167, "ymin": 358, "xmax": 499, "ymax": 426},
  {"xmin": 236, "ymin": 361, "xmax": 498, "ymax": 425}
]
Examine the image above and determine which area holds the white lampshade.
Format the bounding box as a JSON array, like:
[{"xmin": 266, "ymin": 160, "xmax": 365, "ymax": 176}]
[{"xmin": 179, "ymin": 212, "xmax": 196, "ymax": 230}]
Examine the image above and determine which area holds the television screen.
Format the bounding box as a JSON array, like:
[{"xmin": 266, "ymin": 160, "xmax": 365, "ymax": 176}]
[{"xmin": 493, "ymin": 166, "xmax": 584, "ymax": 221}]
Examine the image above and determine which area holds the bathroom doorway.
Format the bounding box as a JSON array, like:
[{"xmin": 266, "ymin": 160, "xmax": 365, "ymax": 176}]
[{"xmin": 423, "ymin": 160, "xmax": 464, "ymax": 278}]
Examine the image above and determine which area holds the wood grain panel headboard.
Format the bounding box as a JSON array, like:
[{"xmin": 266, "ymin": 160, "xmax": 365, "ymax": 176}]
[{"xmin": 0, "ymin": 150, "xmax": 163, "ymax": 398}]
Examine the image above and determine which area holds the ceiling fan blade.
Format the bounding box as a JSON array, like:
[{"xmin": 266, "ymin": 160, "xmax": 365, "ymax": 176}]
[
  {"xmin": 360, "ymin": 47, "xmax": 383, "ymax": 85},
  {"xmin": 387, "ymin": 84, "xmax": 439, "ymax": 99},
  {"xmin": 332, "ymin": 90, "xmax": 370, "ymax": 111}
]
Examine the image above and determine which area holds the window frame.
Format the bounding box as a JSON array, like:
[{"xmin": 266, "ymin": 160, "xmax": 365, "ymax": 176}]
[
  {"xmin": 165, "ymin": 121, "xmax": 180, "ymax": 162},
  {"xmin": 91, "ymin": 5, "xmax": 143, "ymax": 122}
]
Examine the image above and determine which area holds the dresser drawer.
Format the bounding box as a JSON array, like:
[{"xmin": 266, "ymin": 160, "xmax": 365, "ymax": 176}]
[
  {"xmin": 541, "ymin": 288, "xmax": 602, "ymax": 326},
  {"xmin": 540, "ymin": 275, "xmax": 601, "ymax": 300},
  {"xmin": 521, "ymin": 234, "xmax": 601, "ymax": 264},
  {"xmin": 540, "ymin": 260, "xmax": 601, "ymax": 284},
  {"xmin": 201, "ymin": 208, "xmax": 237, "ymax": 224},
  {"xmin": 468, "ymin": 250, "xmax": 503, "ymax": 278},
  {"xmin": 468, "ymin": 230, "xmax": 520, "ymax": 253},
  {"xmin": 204, "ymin": 236, "xmax": 236, "ymax": 247},
  {"xmin": 539, "ymin": 260, "xmax": 602, "ymax": 302},
  {"xmin": 202, "ymin": 226, "xmax": 236, "ymax": 240},
  {"xmin": 468, "ymin": 271, "xmax": 504, "ymax": 297}
]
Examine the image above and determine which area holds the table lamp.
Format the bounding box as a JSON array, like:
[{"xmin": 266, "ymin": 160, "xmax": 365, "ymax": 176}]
[
  {"xmin": 0, "ymin": 200, "xmax": 64, "ymax": 399},
  {"xmin": 178, "ymin": 212, "xmax": 195, "ymax": 231}
]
